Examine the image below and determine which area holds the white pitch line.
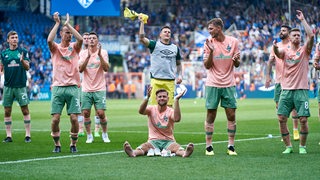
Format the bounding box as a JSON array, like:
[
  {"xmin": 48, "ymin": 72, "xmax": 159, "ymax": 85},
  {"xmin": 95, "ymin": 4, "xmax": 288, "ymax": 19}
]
[
  {"xmin": 0, "ymin": 129, "xmax": 269, "ymax": 136},
  {"xmin": 0, "ymin": 150, "xmax": 123, "ymax": 165},
  {"xmin": 0, "ymin": 135, "xmax": 280, "ymax": 165}
]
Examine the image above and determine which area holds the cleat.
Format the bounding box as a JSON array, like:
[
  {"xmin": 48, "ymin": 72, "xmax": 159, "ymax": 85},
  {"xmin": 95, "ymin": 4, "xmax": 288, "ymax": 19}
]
[
  {"xmin": 123, "ymin": 141, "xmax": 135, "ymax": 157},
  {"xmin": 293, "ymin": 129, "xmax": 299, "ymax": 141},
  {"xmin": 70, "ymin": 145, "xmax": 78, "ymax": 153},
  {"xmin": 86, "ymin": 134, "xmax": 94, "ymax": 143},
  {"xmin": 78, "ymin": 132, "xmax": 85, "ymax": 137},
  {"xmin": 52, "ymin": 146, "xmax": 61, "ymax": 153},
  {"xmin": 183, "ymin": 143, "xmax": 194, "ymax": 157},
  {"xmin": 3, "ymin": 137, "xmax": 13, "ymax": 143},
  {"xmin": 205, "ymin": 145, "xmax": 214, "ymax": 156},
  {"xmin": 25, "ymin": 136, "xmax": 31, "ymax": 143},
  {"xmin": 94, "ymin": 131, "xmax": 100, "ymax": 137},
  {"xmin": 227, "ymin": 146, "xmax": 237, "ymax": 156},
  {"xmin": 299, "ymin": 147, "xmax": 307, "ymax": 154},
  {"xmin": 147, "ymin": 148, "xmax": 155, "ymax": 157},
  {"xmin": 282, "ymin": 147, "xmax": 293, "ymax": 154},
  {"xmin": 154, "ymin": 148, "xmax": 161, "ymax": 156},
  {"xmin": 102, "ymin": 133, "xmax": 111, "ymax": 143}
]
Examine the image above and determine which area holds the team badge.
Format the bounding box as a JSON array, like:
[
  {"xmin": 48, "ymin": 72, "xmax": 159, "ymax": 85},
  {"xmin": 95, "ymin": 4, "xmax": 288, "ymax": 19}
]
[
  {"xmin": 226, "ymin": 44, "xmax": 231, "ymax": 52},
  {"xmin": 77, "ymin": 0, "xmax": 94, "ymax": 9}
]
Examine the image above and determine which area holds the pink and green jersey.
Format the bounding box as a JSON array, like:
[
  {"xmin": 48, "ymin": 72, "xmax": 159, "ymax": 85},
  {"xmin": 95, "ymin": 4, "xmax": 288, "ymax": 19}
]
[
  {"xmin": 145, "ymin": 105, "xmax": 175, "ymax": 141},
  {"xmin": 203, "ymin": 36, "xmax": 239, "ymax": 87},
  {"xmin": 270, "ymin": 42, "xmax": 290, "ymax": 84},
  {"xmin": 50, "ymin": 42, "xmax": 81, "ymax": 87},
  {"xmin": 79, "ymin": 49, "xmax": 109, "ymax": 92},
  {"xmin": 281, "ymin": 44, "xmax": 309, "ymax": 90}
]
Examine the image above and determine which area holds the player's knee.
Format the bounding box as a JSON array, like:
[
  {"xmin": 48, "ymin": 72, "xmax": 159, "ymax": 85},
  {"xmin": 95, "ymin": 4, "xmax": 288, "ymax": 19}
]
[
  {"xmin": 82, "ymin": 110, "xmax": 90, "ymax": 118},
  {"xmin": 226, "ymin": 113, "xmax": 235, "ymax": 121},
  {"xmin": 278, "ymin": 115, "xmax": 287, "ymax": 123},
  {"xmin": 96, "ymin": 111, "xmax": 105, "ymax": 119},
  {"xmin": 51, "ymin": 116, "xmax": 60, "ymax": 124},
  {"xmin": 167, "ymin": 143, "xmax": 182, "ymax": 153},
  {"xmin": 138, "ymin": 142, "xmax": 153, "ymax": 153}
]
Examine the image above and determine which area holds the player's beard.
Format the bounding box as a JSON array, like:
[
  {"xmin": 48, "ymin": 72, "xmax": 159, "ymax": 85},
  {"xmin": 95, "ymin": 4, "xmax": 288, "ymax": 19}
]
[
  {"xmin": 211, "ymin": 33, "xmax": 218, "ymax": 39},
  {"xmin": 279, "ymin": 33, "xmax": 288, "ymax": 40},
  {"xmin": 158, "ymin": 100, "xmax": 167, "ymax": 107}
]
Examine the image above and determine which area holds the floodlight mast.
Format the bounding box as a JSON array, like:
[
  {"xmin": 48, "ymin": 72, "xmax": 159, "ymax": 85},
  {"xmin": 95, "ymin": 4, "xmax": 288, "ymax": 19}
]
[{"xmin": 288, "ymin": 0, "xmax": 291, "ymax": 27}]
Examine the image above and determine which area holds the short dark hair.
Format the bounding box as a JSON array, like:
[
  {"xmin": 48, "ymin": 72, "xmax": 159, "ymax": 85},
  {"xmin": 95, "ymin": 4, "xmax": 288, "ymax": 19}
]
[
  {"xmin": 155, "ymin": 88, "xmax": 168, "ymax": 96},
  {"xmin": 289, "ymin": 28, "xmax": 300, "ymax": 33},
  {"xmin": 7, "ymin": 30, "xmax": 18, "ymax": 39},
  {"xmin": 89, "ymin": 31, "xmax": 99, "ymax": 39},
  {"xmin": 160, "ymin": 26, "xmax": 171, "ymax": 32},
  {"xmin": 281, "ymin": 24, "xmax": 292, "ymax": 31},
  {"xmin": 207, "ymin": 18, "xmax": 224, "ymax": 29}
]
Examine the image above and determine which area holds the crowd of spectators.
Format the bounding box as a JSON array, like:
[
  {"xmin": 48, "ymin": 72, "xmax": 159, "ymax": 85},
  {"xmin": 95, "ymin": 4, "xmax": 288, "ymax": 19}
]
[
  {"xmin": 0, "ymin": 11, "xmax": 52, "ymax": 100},
  {"xmin": 0, "ymin": 0, "xmax": 320, "ymax": 99},
  {"xmin": 116, "ymin": 0, "xmax": 320, "ymax": 88}
]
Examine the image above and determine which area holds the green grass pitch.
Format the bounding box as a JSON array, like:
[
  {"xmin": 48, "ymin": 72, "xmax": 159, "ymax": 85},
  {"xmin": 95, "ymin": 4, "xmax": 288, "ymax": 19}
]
[{"xmin": 0, "ymin": 98, "xmax": 320, "ymax": 179}]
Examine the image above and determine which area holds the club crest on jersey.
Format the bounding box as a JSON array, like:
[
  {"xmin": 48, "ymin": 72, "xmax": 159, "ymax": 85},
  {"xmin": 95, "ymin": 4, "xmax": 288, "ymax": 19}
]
[
  {"xmin": 226, "ymin": 44, "xmax": 231, "ymax": 52},
  {"xmin": 77, "ymin": 0, "xmax": 94, "ymax": 9},
  {"xmin": 163, "ymin": 115, "xmax": 168, "ymax": 122}
]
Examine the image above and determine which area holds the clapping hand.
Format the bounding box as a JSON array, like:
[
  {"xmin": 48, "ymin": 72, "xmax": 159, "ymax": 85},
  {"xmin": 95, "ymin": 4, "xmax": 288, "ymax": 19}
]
[
  {"xmin": 53, "ymin": 12, "xmax": 60, "ymax": 24},
  {"xmin": 64, "ymin": 13, "xmax": 70, "ymax": 26},
  {"xmin": 205, "ymin": 39, "xmax": 214, "ymax": 52},
  {"xmin": 296, "ymin": 10, "xmax": 305, "ymax": 21},
  {"xmin": 98, "ymin": 43, "xmax": 102, "ymax": 56},
  {"xmin": 232, "ymin": 52, "xmax": 240, "ymax": 62}
]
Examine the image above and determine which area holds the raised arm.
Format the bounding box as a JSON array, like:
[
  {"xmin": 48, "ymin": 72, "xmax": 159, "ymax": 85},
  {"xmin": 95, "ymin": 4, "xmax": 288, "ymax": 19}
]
[
  {"xmin": 79, "ymin": 49, "xmax": 90, "ymax": 73},
  {"xmin": 98, "ymin": 44, "xmax": 109, "ymax": 72},
  {"xmin": 273, "ymin": 40, "xmax": 285, "ymax": 60},
  {"xmin": 172, "ymin": 89, "xmax": 186, "ymax": 122},
  {"xmin": 139, "ymin": 86, "xmax": 152, "ymax": 115},
  {"xmin": 296, "ymin": 10, "xmax": 314, "ymax": 55},
  {"xmin": 138, "ymin": 15, "xmax": 150, "ymax": 47},
  {"xmin": 64, "ymin": 13, "xmax": 83, "ymax": 52},
  {"xmin": 47, "ymin": 12, "xmax": 60, "ymax": 51}
]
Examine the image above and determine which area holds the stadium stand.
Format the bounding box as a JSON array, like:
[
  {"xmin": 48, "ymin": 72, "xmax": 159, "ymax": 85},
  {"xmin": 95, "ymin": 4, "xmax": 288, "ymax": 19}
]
[{"xmin": 0, "ymin": 0, "xmax": 319, "ymax": 99}]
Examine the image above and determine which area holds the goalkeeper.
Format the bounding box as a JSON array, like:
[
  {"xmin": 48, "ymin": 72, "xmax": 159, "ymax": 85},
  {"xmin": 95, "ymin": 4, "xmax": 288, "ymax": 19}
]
[{"xmin": 137, "ymin": 15, "xmax": 183, "ymax": 106}]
